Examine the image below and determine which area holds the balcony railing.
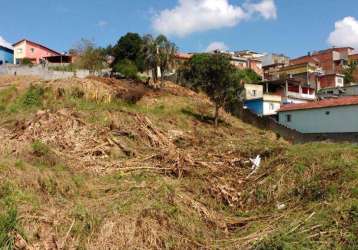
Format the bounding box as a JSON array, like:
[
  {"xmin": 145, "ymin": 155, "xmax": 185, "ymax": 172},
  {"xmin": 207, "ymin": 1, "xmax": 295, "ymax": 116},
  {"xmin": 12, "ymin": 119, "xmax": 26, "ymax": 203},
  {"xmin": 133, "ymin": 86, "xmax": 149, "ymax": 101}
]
[{"xmin": 287, "ymin": 91, "xmax": 316, "ymax": 100}]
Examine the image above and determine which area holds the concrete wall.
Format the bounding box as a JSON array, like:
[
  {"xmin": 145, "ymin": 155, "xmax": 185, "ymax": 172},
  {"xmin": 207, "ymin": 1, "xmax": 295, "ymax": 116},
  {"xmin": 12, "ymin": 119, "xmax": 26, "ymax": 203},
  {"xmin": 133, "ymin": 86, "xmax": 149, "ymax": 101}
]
[
  {"xmin": 244, "ymin": 99, "xmax": 263, "ymax": 116},
  {"xmin": 263, "ymin": 100, "xmax": 281, "ymax": 115},
  {"xmin": 0, "ymin": 65, "xmax": 103, "ymax": 80},
  {"xmin": 278, "ymin": 105, "xmax": 358, "ymax": 133},
  {"xmin": 319, "ymin": 85, "xmax": 358, "ymax": 97},
  {"xmin": 244, "ymin": 84, "xmax": 264, "ymax": 100}
]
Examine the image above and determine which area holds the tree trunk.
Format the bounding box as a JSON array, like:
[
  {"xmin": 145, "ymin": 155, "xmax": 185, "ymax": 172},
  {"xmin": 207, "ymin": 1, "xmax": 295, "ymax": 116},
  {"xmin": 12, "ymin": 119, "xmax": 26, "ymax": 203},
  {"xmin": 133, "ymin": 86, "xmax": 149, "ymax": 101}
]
[
  {"xmin": 214, "ymin": 104, "xmax": 220, "ymax": 127},
  {"xmin": 160, "ymin": 67, "xmax": 164, "ymax": 87},
  {"xmin": 152, "ymin": 68, "xmax": 157, "ymax": 83}
]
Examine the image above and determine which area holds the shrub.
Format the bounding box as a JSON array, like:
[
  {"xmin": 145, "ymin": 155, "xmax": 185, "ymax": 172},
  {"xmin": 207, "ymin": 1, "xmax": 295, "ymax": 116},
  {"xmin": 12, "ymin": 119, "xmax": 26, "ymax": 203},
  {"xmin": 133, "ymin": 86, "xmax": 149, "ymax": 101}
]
[
  {"xmin": 21, "ymin": 58, "xmax": 33, "ymax": 66},
  {"xmin": 22, "ymin": 85, "xmax": 45, "ymax": 107},
  {"xmin": 0, "ymin": 207, "xmax": 18, "ymax": 249},
  {"xmin": 32, "ymin": 140, "xmax": 50, "ymax": 157},
  {"xmin": 113, "ymin": 59, "xmax": 138, "ymax": 79}
]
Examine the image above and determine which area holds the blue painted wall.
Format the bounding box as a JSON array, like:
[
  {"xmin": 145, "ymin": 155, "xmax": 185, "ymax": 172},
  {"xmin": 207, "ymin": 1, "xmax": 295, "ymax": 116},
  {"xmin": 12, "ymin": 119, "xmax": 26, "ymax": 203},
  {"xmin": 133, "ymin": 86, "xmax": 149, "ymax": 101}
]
[
  {"xmin": 244, "ymin": 99, "xmax": 263, "ymax": 116},
  {"xmin": 0, "ymin": 46, "xmax": 14, "ymax": 65}
]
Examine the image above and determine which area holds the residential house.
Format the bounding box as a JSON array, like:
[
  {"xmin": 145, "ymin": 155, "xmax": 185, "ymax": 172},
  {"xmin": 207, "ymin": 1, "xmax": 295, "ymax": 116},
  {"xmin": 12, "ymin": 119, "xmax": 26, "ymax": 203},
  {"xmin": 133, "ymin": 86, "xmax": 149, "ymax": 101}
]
[
  {"xmin": 262, "ymin": 53, "xmax": 290, "ymax": 81},
  {"xmin": 13, "ymin": 39, "xmax": 61, "ymax": 64},
  {"xmin": 277, "ymin": 96, "xmax": 358, "ymax": 134},
  {"xmin": 212, "ymin": 50, "xmax": 264, "ymax": 77},
  {"xmin": 243, "ymin": 78, "xmax": 315, "ymax": 116},
  {"xmin": 244, "ymin": 93, "xmax": 282, "ymax": 116},
  {"xmin": 0, "ymin": 44, "xmax": 14, "ymax": 65},
  {"xmin": 243, "ymin": 62, "xmax": 318, "ymax": 116},
  {"xmin": 290, "ymin": 47, "xmax": 353, "ymax": 89},
  {"xmin": 234, "ymin": 50, "xmax": 264, "ymax": 77}
]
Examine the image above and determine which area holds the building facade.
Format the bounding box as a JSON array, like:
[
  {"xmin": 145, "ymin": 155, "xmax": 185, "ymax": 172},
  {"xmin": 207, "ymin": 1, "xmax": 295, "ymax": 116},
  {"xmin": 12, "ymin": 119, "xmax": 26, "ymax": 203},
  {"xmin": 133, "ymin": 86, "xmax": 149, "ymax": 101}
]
[
  {"xmin": 290, "ymin": 47, "xmax": 353, "ymax": 88},
  {"xmin": 278, "ymin": 96, "xmax": 358, "ymax": 133},
  {"xmin": 13, "ymin": 39, "xmax": 61, "ymax": 64},
  {"xmin": 244, "ymin": 94, "xmax": 282, "ymax": 116},
  {"xmin": 0, "ymin": 45, "xmax": 14, "ymax": 65}
]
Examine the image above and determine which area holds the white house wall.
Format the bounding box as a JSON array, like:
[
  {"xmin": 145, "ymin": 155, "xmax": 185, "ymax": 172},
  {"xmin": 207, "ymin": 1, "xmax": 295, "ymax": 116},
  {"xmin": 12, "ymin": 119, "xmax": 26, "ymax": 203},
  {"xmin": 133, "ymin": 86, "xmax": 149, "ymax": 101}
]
[
  {"xmin": 278, "ymin": 105, "xmax": 358, "ymax": 133},
  {"xmin": 263, "ymin": 101, "xmax": 281, "ymax": 115}
]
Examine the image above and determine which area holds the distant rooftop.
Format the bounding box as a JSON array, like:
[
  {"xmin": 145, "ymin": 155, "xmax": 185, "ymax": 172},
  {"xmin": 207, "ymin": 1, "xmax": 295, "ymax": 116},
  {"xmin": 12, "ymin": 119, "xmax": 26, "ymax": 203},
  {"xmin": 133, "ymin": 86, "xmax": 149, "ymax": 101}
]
[
  {"xmin": 278, "ymin": 96, "xmax": 358, "ymax": 112},
  {"xmin": 13, "ymin": 39, "xmax": 61, "ymax": 55},
  {"xmin": 0, "ymin": 38, "xmax": 13, "ymax": 51}
]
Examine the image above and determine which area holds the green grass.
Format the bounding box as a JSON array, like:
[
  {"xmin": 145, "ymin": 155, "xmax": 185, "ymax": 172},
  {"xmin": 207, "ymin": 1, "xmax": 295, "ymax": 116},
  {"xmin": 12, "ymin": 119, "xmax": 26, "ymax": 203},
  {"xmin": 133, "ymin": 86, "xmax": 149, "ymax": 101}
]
[{"xmin": 0, "ymin": 207, "xmax": 19, "ymax": 250}]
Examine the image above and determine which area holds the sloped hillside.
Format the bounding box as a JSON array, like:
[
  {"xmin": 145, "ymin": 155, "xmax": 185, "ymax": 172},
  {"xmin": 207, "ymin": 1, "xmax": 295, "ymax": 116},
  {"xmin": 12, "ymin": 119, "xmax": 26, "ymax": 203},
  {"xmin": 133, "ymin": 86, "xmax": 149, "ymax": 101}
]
[{"xmin": 0, "ymin": 76, "xmax": 356, "ymax": 249}]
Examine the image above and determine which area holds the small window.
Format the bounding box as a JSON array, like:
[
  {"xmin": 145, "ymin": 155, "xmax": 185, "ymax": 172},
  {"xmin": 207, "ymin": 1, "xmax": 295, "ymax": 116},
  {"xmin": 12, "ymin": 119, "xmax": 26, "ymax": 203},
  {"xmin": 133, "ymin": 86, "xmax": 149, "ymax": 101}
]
[
  {"xmin": 286, "ymin": 114, "xmax": 292, "ymax": 122},
  {"xmin": 270, "ymin": 103, "xmax": 275, "ymax": 110},
  {"xmin": 325, "ymin": 111, "xmax": 330, "ymax": 115},
  {"xmin": 17, "ymin": 48, "xmax": 23, "ymax": 54},
  {"xmin": 30, "ymin": 48, "xmax": 35, "ymax": 53},
  {"xmin": 252, "ymin": 90, "xmax": 257, "ymax": 96}
]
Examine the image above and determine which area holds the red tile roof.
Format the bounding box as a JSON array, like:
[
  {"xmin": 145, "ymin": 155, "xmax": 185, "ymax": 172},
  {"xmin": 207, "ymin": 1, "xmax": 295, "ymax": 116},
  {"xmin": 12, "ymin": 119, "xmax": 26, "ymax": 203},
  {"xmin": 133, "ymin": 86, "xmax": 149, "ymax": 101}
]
[{"xmin": 278, "ymin": 96, "xmax": 358, "ymax": 112}]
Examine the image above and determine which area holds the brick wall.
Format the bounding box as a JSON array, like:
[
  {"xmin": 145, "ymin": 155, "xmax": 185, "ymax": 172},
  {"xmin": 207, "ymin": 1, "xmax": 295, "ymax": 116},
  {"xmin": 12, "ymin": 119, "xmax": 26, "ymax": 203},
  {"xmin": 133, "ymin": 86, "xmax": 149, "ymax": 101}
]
[
  {"xmin": 319, "ymin": 75, "xmax": 336, "ymax": 89},
  {"xmin": 290, "ymin": 48, "xmax": 351, "ymax": 75}
]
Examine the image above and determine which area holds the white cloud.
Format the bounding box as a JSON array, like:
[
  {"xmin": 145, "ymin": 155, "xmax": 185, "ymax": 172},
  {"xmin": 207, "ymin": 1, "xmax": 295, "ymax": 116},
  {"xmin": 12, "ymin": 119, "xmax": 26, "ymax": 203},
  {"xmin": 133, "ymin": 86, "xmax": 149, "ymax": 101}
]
[
  {"xmin": 245, "ymin": 0, "xmax": 277, "ymax": 20},
  {"xmin": 97, "ymin": 20, "xmax": 109, "ymax": 28},
  {"xmin": 206, "ymin": 41, "xmax": 228, "ymax": 52},
  {"xmin": 152, "ymin": 0, "xmax": 277, "ymax": 37},
  {"xmin": 0, "ymin": 36, "xmax": 13, "ymax": 50},
  {"xmin": 328, "ymin": 16, "xmax": 358, "ymax": 49}
]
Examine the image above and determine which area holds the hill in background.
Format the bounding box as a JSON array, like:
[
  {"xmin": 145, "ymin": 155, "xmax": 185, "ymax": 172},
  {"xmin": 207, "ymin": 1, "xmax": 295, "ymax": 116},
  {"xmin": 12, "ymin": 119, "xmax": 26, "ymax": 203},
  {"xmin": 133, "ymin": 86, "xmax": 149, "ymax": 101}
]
[{"xmin": 0, "ymin": 76, "xmax": 357, "ymax": 249}]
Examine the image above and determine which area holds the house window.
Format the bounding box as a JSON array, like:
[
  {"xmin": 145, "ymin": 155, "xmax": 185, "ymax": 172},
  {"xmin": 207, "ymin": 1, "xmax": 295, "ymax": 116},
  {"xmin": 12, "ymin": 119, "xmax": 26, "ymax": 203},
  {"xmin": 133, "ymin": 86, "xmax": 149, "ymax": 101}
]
[
  {"xmin": 270, "ymin": 103, "xmax": 275, "ymax": 110},
  {"xmin": 286, "ymin": 114, "xmax": 292, "ymax": 122},
  {"xmin": 336, "ymin": 77, "xmax": 344, "ymax": 86},
  {"xmin": 30, "ymin": 48, "xmax": 35, "ymax": 53},
  {"xmin": 325, "ymin": 111, "xmax": 330, "ymax": 115},
  {"xmin": 252, "ymin": 90, "xmax": 257, "ymax": 96},
  {"xmin": 17, "ymin": 48, "xmax": 23, "ymax": 54}
]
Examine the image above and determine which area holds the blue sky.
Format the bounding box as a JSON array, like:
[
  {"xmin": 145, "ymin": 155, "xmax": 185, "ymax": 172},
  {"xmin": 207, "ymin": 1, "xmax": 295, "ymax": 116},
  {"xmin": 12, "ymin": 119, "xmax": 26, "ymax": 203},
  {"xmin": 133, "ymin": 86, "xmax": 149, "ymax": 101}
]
[{"xmin": 1, "ymin": 0, "xmax": 358, "ymax": 57}]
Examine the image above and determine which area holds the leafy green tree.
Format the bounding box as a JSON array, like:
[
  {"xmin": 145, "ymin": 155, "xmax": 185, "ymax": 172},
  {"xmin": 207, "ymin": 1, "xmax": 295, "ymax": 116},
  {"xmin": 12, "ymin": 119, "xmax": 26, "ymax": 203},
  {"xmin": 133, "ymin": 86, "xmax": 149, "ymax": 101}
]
[
  {"xmin": 182, "ymin": 53, "xmax": 243, "ymax": 127},
  {"xmin": 142, "ymin": 35, "xmax": 160, "ymax": 83},
  {"xmin": 343, "ymin": 61, "xmax": 357, "ymax": 85},
  {"xmin": 156, "ymin": 35, "xmax": 177, "ymax": 85},
  {"xmin": 236, "ymin": 68, "xmax": 262, "ymax": 84},
  {"xmin": 142, "ymin": 34, "xmax": 177, "ymax": 85},
  {"xmin": 112, "ymin": 33, "xmax": 144, "ymax": 72},
  {"xmin": 113, "ymin": 59, "xmax": 138, "ymax": 79}
]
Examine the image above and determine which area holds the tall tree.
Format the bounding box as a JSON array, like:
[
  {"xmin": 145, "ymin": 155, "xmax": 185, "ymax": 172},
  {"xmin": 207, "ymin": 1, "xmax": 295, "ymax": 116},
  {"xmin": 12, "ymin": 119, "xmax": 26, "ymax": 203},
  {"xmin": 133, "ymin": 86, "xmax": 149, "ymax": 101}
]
[
  {"xmin": 142, "ymin": 34, "xmax": 177, "ymax": 85},
  {"xmin": 182, "ymin": 53, "xmax": 243, "ymax": 127},
  {"xmin": 112, "ymin": 33, "xmax": 144, "ymax": 72},
  {"xmin": 156, "ymin": 35, "xmax": 177, "ymax": 85},
  {"xmin": 142, "ymin": 34, "xmax": 160, "ymax": 83}
]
